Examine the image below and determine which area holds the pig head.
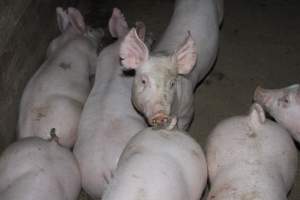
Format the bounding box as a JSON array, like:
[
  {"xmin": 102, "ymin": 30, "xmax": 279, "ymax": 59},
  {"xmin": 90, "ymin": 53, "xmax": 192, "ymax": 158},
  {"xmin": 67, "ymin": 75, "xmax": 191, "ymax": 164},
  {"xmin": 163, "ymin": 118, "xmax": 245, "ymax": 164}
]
[
  {"xmin": 254, "ymin": 84, "xmax": 300, "ymax": 142},
  {"xmin": 47, "ymin": 7, "xmax": 103, "ymax": 58},
  {"xmin": 120, "ymin": 28, "xmax": 196, "ymax": 129}
]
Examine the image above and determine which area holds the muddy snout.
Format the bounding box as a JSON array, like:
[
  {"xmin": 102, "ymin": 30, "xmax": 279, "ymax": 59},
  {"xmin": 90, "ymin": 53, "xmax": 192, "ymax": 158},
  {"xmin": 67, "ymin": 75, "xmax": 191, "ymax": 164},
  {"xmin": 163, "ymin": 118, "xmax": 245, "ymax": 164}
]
[{"xmin": 149, "ymin": 112, "xmax": 173, "ymax": 129}]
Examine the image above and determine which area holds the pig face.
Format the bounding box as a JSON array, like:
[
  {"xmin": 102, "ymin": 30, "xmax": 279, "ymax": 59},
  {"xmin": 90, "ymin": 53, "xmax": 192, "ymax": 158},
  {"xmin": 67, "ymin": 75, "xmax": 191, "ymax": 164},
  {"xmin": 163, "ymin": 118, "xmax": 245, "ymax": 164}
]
[
  {"xmin": 120, "ymin": 28, "xmax": 197, "ymax": 128},
  {"xmin": 254, "ymin": 84, "xmax": 300, "ymax": 141},
  {"xmin": 47, "ymin": 7, "xmax": 103, "ymax": 56}
]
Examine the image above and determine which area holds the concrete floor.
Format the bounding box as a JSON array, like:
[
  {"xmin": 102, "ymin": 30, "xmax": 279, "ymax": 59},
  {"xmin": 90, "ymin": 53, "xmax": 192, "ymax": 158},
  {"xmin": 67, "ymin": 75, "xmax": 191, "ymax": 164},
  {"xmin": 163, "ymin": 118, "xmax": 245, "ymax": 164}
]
[{"xmin": 78, "ymin": 0, "xmax": 300, "ymax": 199}]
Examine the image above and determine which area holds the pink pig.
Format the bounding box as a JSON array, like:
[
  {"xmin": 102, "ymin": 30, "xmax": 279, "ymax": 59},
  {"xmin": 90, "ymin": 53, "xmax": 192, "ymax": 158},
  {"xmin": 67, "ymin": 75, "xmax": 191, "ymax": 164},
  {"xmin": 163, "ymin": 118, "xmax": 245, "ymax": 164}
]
[
  {"xmin": 254, "ymin": 84, "xmax": 300, "ymax": 142},
  {"xmin": 102, "ymin": 128, "xmax": 207, "ymax": 200},
  {"xmin": 119, "ymin": 0, "xmax": 223, "ymax": 130},
  {"xmin": 73, "ymin": 9, "xmax": 147, "ymax": 199},
  {"xmin": 206, "ymin": 103, "xmax": 297, "ymax": 200},
  {"xmin": 17, "ymin": 7, "xmax": 103, "ymax": 148},
  {"xmin": 0, "ymin": 136, "xmax": 81, "ymax": 200}
]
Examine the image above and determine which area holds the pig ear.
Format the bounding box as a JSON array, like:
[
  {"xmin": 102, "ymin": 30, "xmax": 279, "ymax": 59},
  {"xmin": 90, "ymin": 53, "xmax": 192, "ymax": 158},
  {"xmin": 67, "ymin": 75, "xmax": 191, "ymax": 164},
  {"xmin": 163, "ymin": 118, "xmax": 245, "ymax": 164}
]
[
  {"xmin": 67, "ymin": 7, "xmax": 86, "ymax": 33},
  {"xmin": 56, "ymin": 7, "xmax": 69, "ymax": 32},
  {"xmin": 120, "ymin": 28, "xmax": 149, "ymax": 69},
  {"xmin": 249, "ymin": 103, "xmax": 266, "ymax": 128},
  {"xmin": 108, "ymin": 8, "xmax": 129, "ymax": 38},
  {"xmin": 172, "ymin": 32, "xmax": 197, "ymax": 74},
  {"xmin": 135, "ymin": 21, "xmax": 146, "ymax": 41}
]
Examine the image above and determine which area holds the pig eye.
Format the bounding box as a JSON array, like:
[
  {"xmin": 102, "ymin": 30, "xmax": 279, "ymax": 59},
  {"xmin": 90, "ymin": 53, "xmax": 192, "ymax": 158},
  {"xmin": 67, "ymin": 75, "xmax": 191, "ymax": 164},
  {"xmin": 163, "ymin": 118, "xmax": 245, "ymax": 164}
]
[
  {"xmin": 138, "ymin": 75, "xmax": 149, "ymax": 88},
  {"xmin": 278, "ymin": 95, "xmax": 290, "ymax": 108}
]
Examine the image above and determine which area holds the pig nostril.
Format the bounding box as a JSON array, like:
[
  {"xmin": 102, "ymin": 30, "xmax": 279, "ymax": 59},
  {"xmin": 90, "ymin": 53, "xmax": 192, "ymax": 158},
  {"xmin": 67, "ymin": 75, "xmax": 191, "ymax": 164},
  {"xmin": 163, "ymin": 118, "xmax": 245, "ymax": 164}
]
[{"xmin": 152, "ymin": 119, "xmax": 157, "ymax": 126}]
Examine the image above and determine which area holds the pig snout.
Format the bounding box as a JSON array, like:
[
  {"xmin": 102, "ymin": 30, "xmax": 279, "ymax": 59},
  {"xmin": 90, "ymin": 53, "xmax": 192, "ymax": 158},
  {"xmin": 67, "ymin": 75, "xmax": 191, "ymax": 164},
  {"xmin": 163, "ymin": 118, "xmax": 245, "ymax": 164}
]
[
  {"xmin": 149, "ymin": 111, "xmax": 176, "ymax": 129},
  {"xmin": 254, "ymin": 86, "xmax": 272, "ymax": 107},
  {"xmin": 150, "ymin": 112, "xmax": 170, "ymax": 127}
]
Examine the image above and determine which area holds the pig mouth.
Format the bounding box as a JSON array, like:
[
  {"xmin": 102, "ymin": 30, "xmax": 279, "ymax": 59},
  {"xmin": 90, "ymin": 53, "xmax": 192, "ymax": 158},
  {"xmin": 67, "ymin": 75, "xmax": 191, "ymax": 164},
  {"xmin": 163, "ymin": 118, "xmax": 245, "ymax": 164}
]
[{"xmin": 149, "ymin": 112, "xmax": 177, "ymax": 130}]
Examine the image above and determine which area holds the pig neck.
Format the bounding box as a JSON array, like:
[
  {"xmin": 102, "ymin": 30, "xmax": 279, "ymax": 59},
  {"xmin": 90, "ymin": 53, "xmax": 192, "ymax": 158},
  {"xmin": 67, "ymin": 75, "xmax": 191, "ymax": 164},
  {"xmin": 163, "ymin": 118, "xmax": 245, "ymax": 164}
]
[
  {"xmin": 171, "ymin": 76, "xmax": 190, "ymax": 114},
  {"xmin": 153, "ymin": 0, "xmax": 220, "ymax": 89}
]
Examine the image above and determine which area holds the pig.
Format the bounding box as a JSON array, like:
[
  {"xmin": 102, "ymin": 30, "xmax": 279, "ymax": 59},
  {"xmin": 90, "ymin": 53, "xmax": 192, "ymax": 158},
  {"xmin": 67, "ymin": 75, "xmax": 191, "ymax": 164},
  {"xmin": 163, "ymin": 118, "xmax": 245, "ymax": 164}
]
[
  {"xmin": 102, "ymin": 128, "xmax": 207, "ymax": 200},
  {"xmin": 73, "ymin": 8, "xmax": 147, "ymax": 199},
  {"xmin": 119, "ymin": 0, "xmax": 223, "ymax": 130},
  {"xmin": 0, "ymin": 135, "xmax": 81, "ymax": 200},
  {"xmin": 206, "ymin": 103, "xmax": 297, "ymax": 200},
  {"xmin": 17, "ymin": 7, "xmax": 104, "ymax": 148},
  {"xmin": 254, "ymin": 84, "xmax": 300, "ymax": 142}
]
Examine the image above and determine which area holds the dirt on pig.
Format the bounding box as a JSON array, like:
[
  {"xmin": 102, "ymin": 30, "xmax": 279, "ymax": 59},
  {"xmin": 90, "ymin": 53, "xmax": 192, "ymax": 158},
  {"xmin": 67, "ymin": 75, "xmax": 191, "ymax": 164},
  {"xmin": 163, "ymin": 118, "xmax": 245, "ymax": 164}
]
[{"xmin": 76, "ymin": 0, "xmax": 300, "ymax": 199}]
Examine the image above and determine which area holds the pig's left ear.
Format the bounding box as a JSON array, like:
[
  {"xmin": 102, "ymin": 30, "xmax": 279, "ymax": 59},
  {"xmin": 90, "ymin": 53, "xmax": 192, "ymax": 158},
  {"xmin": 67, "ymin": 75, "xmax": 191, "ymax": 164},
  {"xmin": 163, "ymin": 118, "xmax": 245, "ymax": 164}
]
[
  {"xmin": 67, "ymin": 7, "xmax": 86, "ymax": 34},
  {"xmin": 120, "ymin": 28, "xmax": 149, "ymax": 69},
  {"xmin": 172, "ymin": 32, "xmax": 197, "ymax": 74},
  {"xmin": 135, "ymin": 21, "xmax": 146, "ymax": 42}
]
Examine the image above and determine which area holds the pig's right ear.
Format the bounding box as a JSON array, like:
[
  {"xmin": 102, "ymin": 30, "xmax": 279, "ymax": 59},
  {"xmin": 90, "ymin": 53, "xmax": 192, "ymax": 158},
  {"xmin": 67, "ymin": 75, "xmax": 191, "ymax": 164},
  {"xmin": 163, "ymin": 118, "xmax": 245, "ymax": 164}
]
[
  {"xmin": 56, "ymin": 7, "xmax": 69, "ymax": 32},
  {"xmin": 249, "ymin": 103, "xmax": 266, "ymax": 129},
  {"xmin": 120, "ymin": 28, "xmax": 149, "ymax": 69}
]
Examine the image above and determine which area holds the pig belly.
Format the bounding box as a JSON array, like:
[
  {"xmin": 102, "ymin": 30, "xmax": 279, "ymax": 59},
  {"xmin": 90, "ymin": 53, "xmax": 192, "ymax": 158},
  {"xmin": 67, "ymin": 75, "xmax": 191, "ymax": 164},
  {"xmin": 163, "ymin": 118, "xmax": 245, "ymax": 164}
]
[{"xmin": 18, "ymin": 95, "xmax": 82, "ymax": 148}]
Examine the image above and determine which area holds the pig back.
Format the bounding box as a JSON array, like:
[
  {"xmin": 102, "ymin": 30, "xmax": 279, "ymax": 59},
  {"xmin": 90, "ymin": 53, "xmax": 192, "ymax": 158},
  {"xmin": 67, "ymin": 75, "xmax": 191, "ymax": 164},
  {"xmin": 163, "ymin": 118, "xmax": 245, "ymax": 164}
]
[
  {"xmin": 0, "ymin": 137, "xmax": 81, "ymax": 200},
  {"xmin": 207, "ymin": 115, "xmax": 297, "ymax": 191},
  {"xmin": 116, "ymin": 128, "xmax": 207, "ymax": 200}
]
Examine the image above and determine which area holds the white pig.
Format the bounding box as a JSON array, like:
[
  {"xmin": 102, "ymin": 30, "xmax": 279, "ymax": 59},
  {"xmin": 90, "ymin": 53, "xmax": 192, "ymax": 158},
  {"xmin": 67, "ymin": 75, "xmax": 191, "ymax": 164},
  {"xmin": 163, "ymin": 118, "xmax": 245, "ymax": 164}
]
[
  {"xmin": 18, "ymin": 7, "xmax": 103, "ymax": 148},
  {"xmin": 102, "ymin": 128, "xmax": 207, "ymax": 200},
  {"xmin": 254, "ymin": 84, "xmax": 300, "ymax": 142},
  {"xmin": 0, "ymin": 136, "xmax": 81, "ymax": 200},
  {"xmin": 119, "ymin": 0, "xmax": 223, "ymax": 130},
  {"xmin": 73, "ymin": 8, "xmax": 147, "ymax": 199},
  {"xmin": 206, "ymin": 103, "xmax": 297, "ymax": 200}
]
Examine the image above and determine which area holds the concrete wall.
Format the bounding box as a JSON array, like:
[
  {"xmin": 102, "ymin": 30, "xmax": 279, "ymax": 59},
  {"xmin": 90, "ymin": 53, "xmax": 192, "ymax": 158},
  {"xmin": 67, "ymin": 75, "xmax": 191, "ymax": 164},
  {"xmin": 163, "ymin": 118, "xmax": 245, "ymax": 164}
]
[{"xmin": 0, "ymin": 0, "xmax": 65, "ymax": 152}]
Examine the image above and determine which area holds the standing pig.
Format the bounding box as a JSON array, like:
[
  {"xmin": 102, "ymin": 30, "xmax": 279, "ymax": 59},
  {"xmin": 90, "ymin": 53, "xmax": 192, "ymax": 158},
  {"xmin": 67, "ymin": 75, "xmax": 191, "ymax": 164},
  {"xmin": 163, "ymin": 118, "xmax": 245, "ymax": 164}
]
[
  {"xmin": 119, "ymin": 0, "xmax": 223, "ymax": 130},
  {"xmin": 73, "ymin": 8, "xmax": 147, "ymax": 199},
  {"xmin": 254, "ymin": 84, "xmax": 300, "ymax": 142},
  {"xmin": 206, "ymin": 103, "xmax": 297, "ymax": 200},
  {"xmin": 0, "ymin": 136, "xmax": 81, "ymax": 200},
  {"xmin": 102, "ymin": 128, "xmax": 207, "ymax": 200},
  {"xmin": 18, "ymin": 7, "xmax": 103, "ymax": 148}
]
